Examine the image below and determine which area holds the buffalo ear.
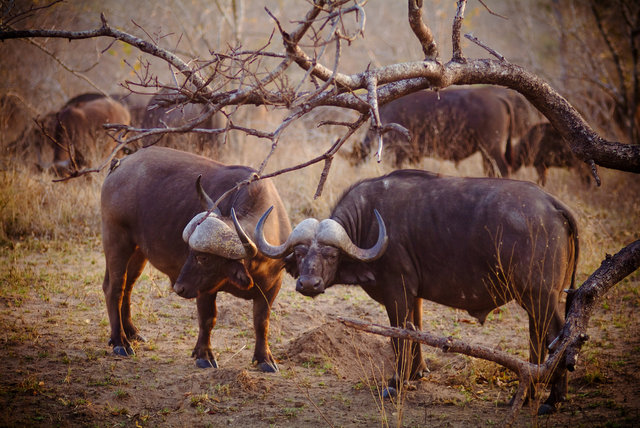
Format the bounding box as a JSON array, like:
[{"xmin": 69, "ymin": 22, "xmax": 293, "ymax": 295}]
[
  {"xmin": 226, "ymin": 260, "xmax": 254, "ymax": 290},
  {"xmin": 284, "ymin": 253, "xmax": 299, "ymax": 278},
  {"xmin": 335, "ymin": 261, "xmax": 376, "ymax": 287}
]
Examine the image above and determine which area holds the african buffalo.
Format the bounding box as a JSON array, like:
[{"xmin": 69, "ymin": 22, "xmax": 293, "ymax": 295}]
[
  {"xmin": 512, "ymin": 122, "xmax": 592, "ymax": 186},
  {"xmin": 350, "ymin": 87, "xmax": 543, "ymax": 176},
  {"xmin": 101, "ymin": 146, "xmax": 291, "ymax": 371},
  {"xmin": 61, "ymin": 92, "xmax": 150, "ymax": 128},
  {"xmin": 255, "ymin": 169, "xmax": 579, "ymax": 414},
  {"xmin": 53, "ymin": 96, "xmax": 130, "ymax": 174},
  {"xmin": 141, "ymin": 90, "xmax": 223, "ymax": 154}
]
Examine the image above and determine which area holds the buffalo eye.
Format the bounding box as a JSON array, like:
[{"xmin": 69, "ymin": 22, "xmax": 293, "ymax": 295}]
[
  {"xmin": 195, "ymin": 254, "xmax": 209, "ymax": 265},
  {"xmin": 294, "ymin": 245, "xmax": 308, "ymax": 261},
  {"xmin": 321, "ymin": 247, "xmax": 339, "ymax": 262}
]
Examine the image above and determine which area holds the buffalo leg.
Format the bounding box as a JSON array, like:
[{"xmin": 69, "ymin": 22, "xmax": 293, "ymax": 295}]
[
  {"xmin": 120, "ymin": 249, "xmax": 147, "ymax": 342},
  {"xmin": 251, "ymin": 281, "xmax": 281, "ymax": 373},
  {"xmin": 531, "ymin": 303, "xmax": 567, "ymax": 415},
  {"xmin": 410, "ymin": 297, "xmax": 427, "ymax": 378},
  {"xmin": 384, "ymin": 295, "xmax": 424, "ymax": 396},
  {"xmin": 102, "ymin": 241, "xmax": 136, "ymax": 356},
  {"xmin": 535, "ymin": 164, "xmax": 549, "ymax": 187},
  {"xmin": 480, "ymin": 144, "xmax": 510, "ymax": 177},
  {"xmin": 192, "ymin": 292, "xmax": 218, "ymax": 368}
]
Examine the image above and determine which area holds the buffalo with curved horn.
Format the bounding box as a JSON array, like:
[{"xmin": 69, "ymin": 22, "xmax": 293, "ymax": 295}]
[
  {"xmin": 251, "ymin": 206, "xmax": 388, "ymax": 295},
  {"xmin": 255, "ymin": 169, "xmax": 579, "ymax": 415},
  {"xmin": 101, "ymin": 146, "xmax": 291, "ymax": 371}
]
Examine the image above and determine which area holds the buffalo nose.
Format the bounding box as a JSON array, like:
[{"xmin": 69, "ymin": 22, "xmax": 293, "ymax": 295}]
[
  {"xmin": 296, "ymin": 276, "xmax": 324, "ymax": 295},
  {"xmin": 173, "ymin": 283, "xmax": 185, "ymax": 296}
]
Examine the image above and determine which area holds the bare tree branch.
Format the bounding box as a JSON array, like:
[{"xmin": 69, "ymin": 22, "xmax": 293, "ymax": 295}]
[
  {"xmin": 451, "ymin": 0, "xmax": 467, "ymax": 63},
  {"xmin": 408, "ymin": 0, "xmax": 438, "ymax": 60},
  {"xmin": 2, "ymin": 13, "xmax": 212, "ymax": 94}
]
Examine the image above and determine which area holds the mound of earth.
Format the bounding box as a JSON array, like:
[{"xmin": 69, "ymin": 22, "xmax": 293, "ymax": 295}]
[{"xmin": 282, "ymin": 320, "xmax": 395, "ymax": 381}]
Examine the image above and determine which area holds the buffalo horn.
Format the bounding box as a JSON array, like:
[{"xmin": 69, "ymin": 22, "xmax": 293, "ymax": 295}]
[
  {"xmin": 256, "ymin": 207, "xmax": 388, "ymax": 262},
  {"xmin": 182, "ymin": 212, "xmax": 251, "ymax": 260},
  {"xmin": 196, "ymin": 174, "xmax": 221, "ymax": 216},
  {"xmin": 230, "ymin": 207, "xmax": 258, "ymax": 259},
  {"xmin": 317, "ymin": 209, "xmax": 388, "ymax": 262},
  {"xmin": 255, "ymin": 206, "xmax": 319, "ymax": 258}
]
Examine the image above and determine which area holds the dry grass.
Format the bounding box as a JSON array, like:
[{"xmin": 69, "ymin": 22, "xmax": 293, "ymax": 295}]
[{"xmin": 0, "ymin": 167, "xmax": 104, "ymax": 244}]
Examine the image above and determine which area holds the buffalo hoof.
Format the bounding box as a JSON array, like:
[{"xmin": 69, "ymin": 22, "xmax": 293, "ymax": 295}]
[
  {"xmin": 537, "ymin": 403, "xmax": 556, "ymax": 415},
  {"xmin": 257, "ymin": 361, "xmax": 279, "ymax": 373},
  {"xmin": 129, "ymin": 333, "xmax": 146, "ymax": 343},
  {"xmin": 382, "ymin": 386, "xmax": 397, "ymax": 399},
  {"xmin": 113, "ymin": 345, "xmax": 135, "ymax": 356},
  {"xmin": 196, "ymin": 358, "xmax": 218, "ymax": 369}
]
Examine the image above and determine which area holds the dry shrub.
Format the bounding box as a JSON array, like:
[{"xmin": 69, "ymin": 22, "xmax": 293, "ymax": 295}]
[{"xmin": 0, "ymin": 165, "xmax": 104, "ymax": 244}]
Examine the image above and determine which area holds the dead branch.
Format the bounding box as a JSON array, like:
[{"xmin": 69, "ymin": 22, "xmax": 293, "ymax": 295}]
[
  {"xmin": 408, "ymin": 0, "xmax": 438, "ymax": 60},
  {"xmin": 451, "ymin": 0, "xmax": 466, "ymax": 63},
  {"xmin": 1, "ymin": 14, "xmax": 211, "ymax": 94},
  {"xmin": 553, "ymin": 239, "xmax": 640, "ymax": 368},
  {"xmin": 365, "ymin": 76, "xmax": 384, "ymax": 162}
]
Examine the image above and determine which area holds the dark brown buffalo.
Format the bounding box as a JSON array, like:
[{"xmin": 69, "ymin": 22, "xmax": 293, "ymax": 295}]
[
  {"xmin": 101, "ymin": 146, "xmax": 291, "ymax": 371},
  {"xmin": 255, "ymin": 169, "xmax": 579, "ymax": 414},
  {"xmin": 141, "ymin": 90, "xmax": 223, "ymax": 153},
  {"xmin": 53, "ymin": 97, "xmax": 130, "ymax": 174},
  {"xmin": 512, "ymin": 122, "xmax": 592, "ymax": 186},
  {"xmin": 350, "ymin": 87, "xmax": 543, "ymax": 176}
]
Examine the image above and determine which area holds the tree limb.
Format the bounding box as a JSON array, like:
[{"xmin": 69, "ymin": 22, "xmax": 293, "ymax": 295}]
[
  {"xmin": 451, "ymin": 0, "xmax": 467, "ymax": 63},
  {"xmin": 408, "ymin": 0, "xmax": 438, "ymax": 60}
]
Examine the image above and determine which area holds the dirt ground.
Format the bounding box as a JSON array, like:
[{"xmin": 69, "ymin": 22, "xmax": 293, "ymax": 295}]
[{"xmin": 1, "ymin": 236, "xmax": 639, "ymax": 428}]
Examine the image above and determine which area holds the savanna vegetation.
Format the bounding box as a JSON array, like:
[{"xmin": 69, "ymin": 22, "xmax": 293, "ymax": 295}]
[{"xmin": 1, "ymin": 1, "xmax": 639, "ymax": 426}]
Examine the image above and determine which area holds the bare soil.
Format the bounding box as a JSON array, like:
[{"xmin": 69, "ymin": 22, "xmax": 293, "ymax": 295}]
[{"xmin": 1, "ymin": 236, "xmax": 639, "ymax": 428}]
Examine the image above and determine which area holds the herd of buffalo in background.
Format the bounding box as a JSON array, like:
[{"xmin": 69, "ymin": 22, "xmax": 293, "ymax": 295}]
[
  {"xmin": 1, "ymin": 85, "xmax": 591, "ymax": 185},
  {"xmin": 1, "ymin": 89, "xmax": 222, "ymax": 175},
  {"xmin": 2, "ymin": 85, "xmax": 590, "ymax": 415}
]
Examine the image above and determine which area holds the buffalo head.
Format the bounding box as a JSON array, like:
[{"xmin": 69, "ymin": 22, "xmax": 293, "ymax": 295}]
[
  {"xmin": 255, "ymin": 206, "xmax": 388, "ymax": 296},
  {"xmin": 173, "ymin": 176, "xmax": 258, "ymax": 299}
]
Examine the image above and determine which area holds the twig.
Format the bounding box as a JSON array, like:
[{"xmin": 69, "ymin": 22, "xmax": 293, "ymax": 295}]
[
  {"xmin": 21, "ymin": 38, "xmax": 108, "ymax": 95},
  {"xmin": 464, "ymin": 33, "xmax": 507, "ymax": 62},
  {"xmin": 365, "ymin": 77, "xmax": 384, "ymax": 162},
  {"xmin": 476, "ymin": 0, "xmax": 508, "ymax": 19},
  {"xmin": 313, "ymin": 156, "xmax": 333, "ymax": 199}
]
